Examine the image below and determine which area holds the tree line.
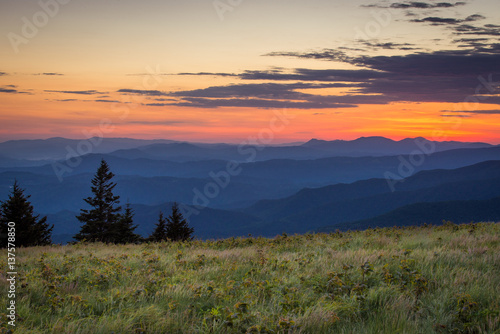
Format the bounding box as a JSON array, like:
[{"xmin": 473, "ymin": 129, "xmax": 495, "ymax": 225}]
[{"xmin": 0, "ymin": 159, "xmax": 194, "ymax": 247}]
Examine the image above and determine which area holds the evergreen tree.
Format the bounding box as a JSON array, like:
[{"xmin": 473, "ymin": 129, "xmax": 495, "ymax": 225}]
[
  {"xmin": 113, "ymin": 202, "xmax": 141, "ymax": 244},
  {"xmin": 165, "ymin": 203, "xmax": 194, "ymax": 241},
  {"xmin": 74, "ymin": 159, "xmax": 121, "ymax": 243},
  {"xmin": 149, "ymin": 211, "xmax": 167, "ymax": 242},
  {"xmin": 0, "ymin": 180, "xmax": 53, "ymax": 247}
]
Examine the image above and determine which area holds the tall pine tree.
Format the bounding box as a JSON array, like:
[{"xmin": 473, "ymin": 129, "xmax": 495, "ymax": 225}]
[
  {"xmin": 149, "ymin": 211, "xmax": 167, "ymax": 242},
  {"xmin": 0, "ymin": 180, "xmax": 53, "ymax": 247},
  {"xmin": 165, "ymin": 203, "xmax": 194, "ymax": 241},
  {"xmin": 113, "ymin": 202, "xmax": 141, "ymax": 244},
  {"xmin": 74, "ymin": 159, "xmax": 121, "ymax": 243}
]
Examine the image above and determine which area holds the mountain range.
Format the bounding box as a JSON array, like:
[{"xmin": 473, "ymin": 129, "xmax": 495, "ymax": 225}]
[{"xmin": 0, "ymin": 136, "xmax": 498, "ymax": 243}]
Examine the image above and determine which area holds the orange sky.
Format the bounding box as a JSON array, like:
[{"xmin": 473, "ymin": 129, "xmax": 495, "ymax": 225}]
[{"xmin": 1, "ymin": 0, "xmax": 499, "ymax": 144}]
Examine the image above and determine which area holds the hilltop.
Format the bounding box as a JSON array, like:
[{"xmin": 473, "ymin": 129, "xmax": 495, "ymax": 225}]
[{"xmin": 1, "ymin": 222, "xmax": 499, "ymax": 333}]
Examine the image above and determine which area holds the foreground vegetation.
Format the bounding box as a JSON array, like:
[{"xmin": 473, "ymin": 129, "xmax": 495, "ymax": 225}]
[{"xmin": 1, "ymin": 222, "xmax": 499, "ymax": 333}]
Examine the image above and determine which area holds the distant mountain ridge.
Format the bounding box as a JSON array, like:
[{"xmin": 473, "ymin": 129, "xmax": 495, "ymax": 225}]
[
  {"xmin": 240, "ymin": 160, "xmax": 500, "ymax": 234},
  {"xmin": 0, "ymin": 137, "xmax": 177, "ymax": 161},
  {"xmin": 301, "ymin": 136, "xmax": 493, "ymax": 156},
  {"xmin": 318, "ymin": 196, "xmax": 500, "ymax": 232},
  {"xmin": 0, "ymin": 136, "xmax": 494, "ymax": 164},
  {"xmin": 3, "ymin": 146, "xmax": 500, "ymax": 190}
]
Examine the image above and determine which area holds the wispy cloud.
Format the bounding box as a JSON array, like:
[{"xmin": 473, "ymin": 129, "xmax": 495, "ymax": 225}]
[
  {"xmin": 34, "ymin": 72, "xmax": 64, "ymax": 76},
  {"xmin": 0, "ymin": 85, "xmax": 32, "ymax": 94},
  {"xmin": 167, "ymin": 98, "xmax": 358, "ymax": 109},
  {"xmin": 411, "ymin": 14, "xmax": 485, "ymax": 25},
  {"xmin": 117, "ymin": 89, "xmax": 169, "ymax": 96},
  {"xmin": 95, "ymin": 99, "xmax": 121, "ymax": 103},
  {"xmin": 177, "ymin": 72, "xmax": 238, "ymax": 77},
  {"xmin": 454, "ymin": 23, "xmax": 500, "ymax": 37},
  {"xmin": 359, "ymin": 40, "xmax": 419, "ymax": 50},
  {"xmin": 363, "ymin": 1, "xmax": 466, "ymax": 9},
  {"xmin": 45, "ymin": 90, "xmax": 107, "ymax": 95},
  {"xmin": 440, "ymin": 114, "xmax": 471, "ymax": 117}
]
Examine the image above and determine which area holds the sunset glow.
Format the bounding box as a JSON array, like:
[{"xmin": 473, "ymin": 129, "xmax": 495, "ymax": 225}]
[{"xmin": 1, "ymin": 0, "xmax": 499, "ymax": 143}]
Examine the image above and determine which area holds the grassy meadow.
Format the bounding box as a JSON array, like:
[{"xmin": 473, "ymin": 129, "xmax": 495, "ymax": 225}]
[{"xmin": 1, "ymin": 222, "xmax": 499, "ymax": 333}]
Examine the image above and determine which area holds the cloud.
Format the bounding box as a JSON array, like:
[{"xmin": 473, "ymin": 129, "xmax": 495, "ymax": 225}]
[
  {"xmin": 176, "ymin": 64, "xmax": 395, "ymax": 83},
  {"xmin": 177, "ymin": 72, "xmax": 238, "ymax": 77},
  {"xmin": 454, "ymin": 24, "xmax": 500, "ymax": 37},
  {"xmin": 411, "ymin": 14, "xmax": 484, "ymax": 25},
  {"xmin": 165, "ymin": 44, "xmax": 500, "ymax": 109},
  {"xmin": 0, "ymin": 86, "xmax": 32, "ymax": 94},
  {"xmin": 167, "ymin": 97, "xmax": 358, "ymax": 109},
  {"xmin": 94, "ymin": 99, "xmax": 121, "ymax": 103},
  {"xmin": 163, "ymin": 81, "xmax": 393, "ymax": 109},
  {"xmin": 170, "ymin": 82, "xmax": 353, "ymax": 99},
  {"xmin": 253, "ymin": 49, "xmax": 500, "ymax": 105},
  {"xmin": 363, "ymin": 1, "xmax": 466, "ymax": 9},
  {"xmin": 117, "ymin": 89, "xmax": 169, "ymax": 96},
  {"xmin": 34, "ymin": 72, "xmax": 64, "ymax": 76},
  {"xmin": 241, "ymin": 68, "xmax": 389, "ymax": 82},
  {"xmin": 359, "ymin": 41, "xmax": 418, "ymax": 50},
  {"xmin": 45, "ymin": 90, "xmax": 107, "ymax": 95},
  {"xmin": 411, "ymin": 17, "xmax": 462, "ymax": 25},
  {"xmin": 264, "ymin": 49, "xmax": 354, "ymax": 63},
  {"xmin": 440, "ymin": 114, "xmax": 471, "ymax": 117},
  {"xmin": 0, "ymin": 87, "xmax": 17, "ymax": 93},
  {"xmin": 149, "ymin": 98, "xmax": 178, "ymax": 102},
  {"xmin": 0, "ymin": 72, "xmax": 8, "ymax": 76}
]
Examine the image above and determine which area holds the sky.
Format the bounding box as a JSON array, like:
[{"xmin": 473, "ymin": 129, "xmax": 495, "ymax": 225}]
[{"xmin": 1, "ymin": 0, "xmax": 500, "ymax": 144}]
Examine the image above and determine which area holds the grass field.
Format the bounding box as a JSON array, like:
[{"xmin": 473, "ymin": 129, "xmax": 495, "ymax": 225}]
[{"xmin": 1, "ymin": 222, "xmax": 499, "ymax": 333}]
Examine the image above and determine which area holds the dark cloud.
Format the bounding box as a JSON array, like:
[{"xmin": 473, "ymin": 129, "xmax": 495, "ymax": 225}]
[
  {"xmin": 411, "ymin": 14, "xmax": 484, "ymax": 25},
  {"xmin": 95, "ymin": 99, "xmax": 121, "ymax": 103},
  {"xmin": 0, "ymin": 72, "xmax": 7, "ymax": 76},
  {"xmin": 454, "ymin": 38, "xmax": 490, "ymax": 44},
  {"xmin": 465, "ymin": 14, "xmax": 486, "ymax": 22},
  {"xmin": 359, "ymin": 41, "xmax": 419, "ymax": 50},
  {"xmin": 411, "ymin": 17, "xmax": 462, "ymax": 25},
  {"xmin": 0, "ymin": 86, "xmax": 32, "ymax": 94},
  {"xmin": 255, "ymin": 49, "xmax": 500, "ymax": 105},
  {"xmin": 149, "ymin": 98, "xmax": 178, "ymax": 102},
  {"xmin": 45, "ymin": 90, "xmax": 107, "ymax": 95},
  {"xmin": 164, "ymin": 81, "xmax": 392, "ymax": 109},
  {"xmin": 0, "ymin": 87, "xmax": 17, "ymax": 93},
  {"xmin": 166, "ymin": 97, "xmax": 357, "ymax": 110},
  {"xmin": 166, "ymin": 46, "xmax": 500, "ymax": 109},
  {"xmin": 264, "ymin": 49, "xmax": 354, "ymax": 63},
  {"xmin": 117, "ymin": 89, "xmax": 169, "ymax": 96},
  {"xmin": 363, "ymin": 1, "xmax": 466, "ymax": 9},
  {"xmin": 266, "ymin": 49, "xmax": 500, "ymax": 75},
  {"xmin": 454, "ymin": 24, "xmax": 500, "ymax": 36},
  {"xmin": 240, "ymin": 68, "xmax": 388, "ymax": 82},
  {"xmin": 171, "ymin": 82, "xmax": 354, "ymax": 99},
  {"xmin": 55, "ymin": 99, "xmax": 78, "ymax": 102}
]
